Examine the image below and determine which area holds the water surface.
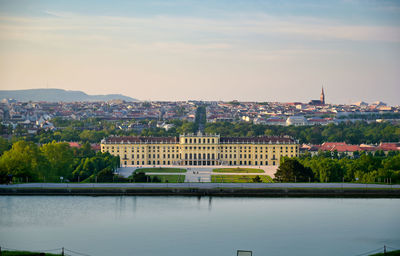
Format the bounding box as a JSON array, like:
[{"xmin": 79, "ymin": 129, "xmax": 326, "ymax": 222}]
[{"xmin": 0, "ymin": 196, "xmax": 399, "ymax": 256}]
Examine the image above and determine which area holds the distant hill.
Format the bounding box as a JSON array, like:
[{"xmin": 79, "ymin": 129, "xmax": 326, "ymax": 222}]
[{"xmin": 0, "ymin": 89, "xmax": 138, "ymax": 102}]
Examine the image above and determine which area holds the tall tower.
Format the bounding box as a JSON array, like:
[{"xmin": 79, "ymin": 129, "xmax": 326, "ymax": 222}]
[{"xmin": 320, "ymin": 86, "xmax": 325, "ymax": 104}]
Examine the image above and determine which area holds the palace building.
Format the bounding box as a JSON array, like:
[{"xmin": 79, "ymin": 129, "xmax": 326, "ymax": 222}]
[{"xmin": 101, "ymin": 133, "xmax": 299, "ymax": 167}]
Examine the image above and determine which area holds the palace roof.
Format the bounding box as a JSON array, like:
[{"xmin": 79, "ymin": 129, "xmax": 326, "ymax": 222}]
[
  {"xmin": 219, "ymin": 136, "xmax": 296, "ymax": 144},
  {"xmin": 103, "ymin": 136, "xmax": 179, "ymax": 144},
  {"xmin": 102, "ymin": 135, "xmax": 297, "ymax": 144}
]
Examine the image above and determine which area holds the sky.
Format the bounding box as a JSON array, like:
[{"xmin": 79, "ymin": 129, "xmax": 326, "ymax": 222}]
[{"xmin": 0, "ymin": 0, "xmax": 399, "ymax": 105}]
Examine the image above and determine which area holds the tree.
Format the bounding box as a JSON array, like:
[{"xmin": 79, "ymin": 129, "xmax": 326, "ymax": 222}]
[
  {"xmin": 41, "ymin": 141, "xmax": 74, "ymax": 181},
  {"xmin": 274, "ymin": 158, "xmax": 314, "ymax": 182},
  {"xmin": 0, "ymin": 141, "xmax": 49, "ymax": 182},
  {"xmin": 252, "ymin": 175, "xmax": 262, "ymax": 183},
  {"xmin": 131, "ymin": 172, "xmax": 147, "ymax": 182},
  {"xmin": 97, "ymin": 167, "xmax": 114, "ymax": 182},
  {"xmin": 0, "ymin": 137, "xmax": 11, "ymax": 156}
]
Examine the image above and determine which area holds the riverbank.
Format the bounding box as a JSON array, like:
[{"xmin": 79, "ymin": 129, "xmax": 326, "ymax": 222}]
[{"xmin": 1, "ymin": 183, "xmax": 399, "ymax": 197}]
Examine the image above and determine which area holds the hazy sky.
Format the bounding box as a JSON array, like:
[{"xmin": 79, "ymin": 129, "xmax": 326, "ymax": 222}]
[{"xmin": 0, "ymin": 0, "xmax": 399, "ymax": 105}]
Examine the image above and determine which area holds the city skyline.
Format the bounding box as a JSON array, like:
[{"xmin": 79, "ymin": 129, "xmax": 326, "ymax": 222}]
[{"xmin": 0, "ymin": 0, "xmax": 399, "ymax": 105}]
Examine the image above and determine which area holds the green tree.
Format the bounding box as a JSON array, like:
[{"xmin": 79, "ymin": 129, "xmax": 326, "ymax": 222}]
[
  {"xmin": 97, "ymin": 167, "xmax": 114, "ymax": 182},
  {"xmin": 0, "ymin": 137, "xmax": 11, "ymax": 156},
  {"xmin": 252, "ymin": 175, "xmax": 262, "ymax": 183},
  {"xmin": 274, "ymin": 158, "xmax": 314, "ymax": 182},
  {"xmin": 41, "ymin": 141, "xmax": 74, "ymax": 181},
  {"xmin": 0, "ymin": 141, "xmax": 48, "ymax": 182}
]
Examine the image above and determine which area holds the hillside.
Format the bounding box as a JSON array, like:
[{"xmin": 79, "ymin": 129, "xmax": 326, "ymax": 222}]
[{"xmin": 0, "ymin": 89, "xmax": 138, "ymax": 102}]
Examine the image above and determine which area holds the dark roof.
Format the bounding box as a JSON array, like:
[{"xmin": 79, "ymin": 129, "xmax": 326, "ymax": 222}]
[
  {"xmin": 103, "ymin": 136, "xmax": 179, "ymax": 144},
  {"xmin": 220, "ymin": 136, "xmax": 296, "ymax": 144},
  {"xmin": 103, "ymin": 135, "xmax": 297, "ymax": 144}
]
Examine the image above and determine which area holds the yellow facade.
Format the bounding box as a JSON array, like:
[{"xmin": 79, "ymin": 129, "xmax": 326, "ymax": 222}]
[{"xmin": 101, "ymin": 134, "xmax": 299, "ymax": 166}]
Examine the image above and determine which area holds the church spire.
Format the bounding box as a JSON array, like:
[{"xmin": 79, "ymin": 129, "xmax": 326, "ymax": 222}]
[{"xmin": 320, "ymin": 86, "xmax": 325, "ymax": 104}]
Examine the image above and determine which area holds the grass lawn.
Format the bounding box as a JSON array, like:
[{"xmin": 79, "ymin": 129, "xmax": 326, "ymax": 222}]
[
  {"xmin": 213, "ymin": 168, "xmax": 264, "ymax": 173},
  {"xmin": 3, "ymin": 251, "xmax": 61, "ymax": 256},
  {"xmin": 135, "ymin": 167, "xmax": 186, "ymax": 173},
  {"xmin": 148, "ymin": 175, "xmax": 186, "ymax": 183},
  {"xmin": 211, "ymin": 175, "xmax": 273, "ymax": 183},
  {"xmin": 370, "ymin": 250, "xmax": 400, "ymax": 256}
]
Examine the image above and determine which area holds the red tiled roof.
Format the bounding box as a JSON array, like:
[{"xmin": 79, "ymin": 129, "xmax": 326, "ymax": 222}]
[
  {"xmin": 91, "ymin": 144, "xmax": 101, "ymax": 151},
  {"xmin": 377, "ymin": 143, "xmax": 400, "ymax": 151},
  {"xmin": 330, "ymin": 144, "xmax": 361, "ymax": 152},
  {"xmin": 68, "ymin": 142, "xmax": 81, "ymax": 148},
  {"xmin": 320, "ymin": 142, "xmax": 361, "ymax": 152}
]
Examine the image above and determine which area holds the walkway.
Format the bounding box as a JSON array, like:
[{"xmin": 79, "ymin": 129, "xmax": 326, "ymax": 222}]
[{"xmin": 1, "ymin": 183, "xmax": 399, "ymax": 189}]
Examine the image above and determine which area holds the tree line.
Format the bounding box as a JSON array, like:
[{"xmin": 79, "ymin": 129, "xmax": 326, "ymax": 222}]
[
  {"xmin": 275, "ymin": 151, "xmax": 400, "ymax": 184},
  {"xmin": 0, "ymin": 139, "xmax": 120, "ymax": 184},
  {"xmin": 2, "ymin": 118, "xmax": 399, "ymax": 145}
]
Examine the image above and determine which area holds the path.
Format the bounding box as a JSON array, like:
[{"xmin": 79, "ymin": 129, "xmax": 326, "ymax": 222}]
[{"xmin": 1, "ymin": 183, "xmax": 399, "ymax": 189}]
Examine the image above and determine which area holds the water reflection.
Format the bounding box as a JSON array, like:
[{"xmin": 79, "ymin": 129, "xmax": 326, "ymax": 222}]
[{"xmin": 0, "ymin": 196, "xmax": 399, "ymax": 256}]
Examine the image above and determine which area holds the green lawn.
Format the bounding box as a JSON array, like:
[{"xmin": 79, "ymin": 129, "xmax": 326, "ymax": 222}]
[
  {"xmin": 211, "ymin": 175, "xmax": 273, "ymax": 183},
  {"xmin": 135, "ymin": 167, "xmax": 186, "ymax": 173},
  {"xmin": 213, "ymin": 168, "xmax": 264, "ymax": 173},
  {"xmin": 370, "ymin": 250, "xmax": 400, "ymax": 256},
  {"xmin": 3, "ymin": 251, "xmax": 61, "ymax": 256},
  {"xmin": 148, "ymin": 175, "xmax": 186, "ymax": 183}
]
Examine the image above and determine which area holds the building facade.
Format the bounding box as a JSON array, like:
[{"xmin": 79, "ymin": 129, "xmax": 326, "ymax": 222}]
[{"xmin": 101, "ymin": 133, "xmax": 299, "ymax": 166}]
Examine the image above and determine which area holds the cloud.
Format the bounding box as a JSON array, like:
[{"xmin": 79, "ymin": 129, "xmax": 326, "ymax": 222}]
[{"xmin": 0, "ymin": 12, "xmax": 399, "ymax": 49}]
